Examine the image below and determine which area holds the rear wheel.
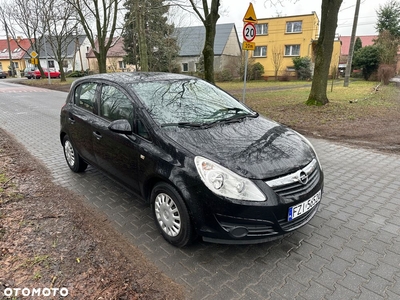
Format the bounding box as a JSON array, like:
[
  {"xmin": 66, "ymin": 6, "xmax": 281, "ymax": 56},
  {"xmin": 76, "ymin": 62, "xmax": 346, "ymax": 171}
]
[
  {"xmin": 151, "ymin": 182, "xmax": 195, "ymax": 247},
  {"xmin": 62, "ymin": 135, "xmax": 88, "ymax": 173}
]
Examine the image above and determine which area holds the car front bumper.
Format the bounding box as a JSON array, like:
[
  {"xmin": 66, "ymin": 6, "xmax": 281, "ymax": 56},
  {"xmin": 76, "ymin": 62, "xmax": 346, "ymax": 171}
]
[{"xmin": 177, "ymin": 163, "xmax": 324, "ymax": 244}]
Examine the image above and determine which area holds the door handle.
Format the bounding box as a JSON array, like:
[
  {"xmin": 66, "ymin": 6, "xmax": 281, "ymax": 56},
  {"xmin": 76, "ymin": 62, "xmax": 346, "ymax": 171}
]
[
  {"xmin": 68, "ymin": 117, "xmax": 75, "ymax": 124},
  {"xmin": 93, "ymin": 131, "xmax": 102, "ymax": 140}
]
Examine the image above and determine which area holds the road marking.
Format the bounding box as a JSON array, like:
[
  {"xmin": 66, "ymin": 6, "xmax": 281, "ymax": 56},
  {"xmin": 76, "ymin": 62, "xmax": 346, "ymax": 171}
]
[{"xmin": 0, "ymin": 86, "xmax": 48, "ymax": 93}]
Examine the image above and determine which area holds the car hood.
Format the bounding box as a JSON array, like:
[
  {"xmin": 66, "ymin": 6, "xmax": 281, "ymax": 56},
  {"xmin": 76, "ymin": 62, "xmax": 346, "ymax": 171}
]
[{"xmin": 162, "ymin": 116, "xmax": 315, "ymax": 179}]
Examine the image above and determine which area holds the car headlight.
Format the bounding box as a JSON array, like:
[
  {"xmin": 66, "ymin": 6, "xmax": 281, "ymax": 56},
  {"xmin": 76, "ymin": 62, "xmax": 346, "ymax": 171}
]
[{"xmin": 194, "ymin": 156, "xmax": 266, "ymax": 201}]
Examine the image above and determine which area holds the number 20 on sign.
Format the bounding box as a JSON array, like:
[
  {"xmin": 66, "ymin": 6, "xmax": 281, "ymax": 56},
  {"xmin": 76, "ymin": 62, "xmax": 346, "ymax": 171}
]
[{"xmin": 243, "ymin": 22, "xmax": 256, "ymax": 42}]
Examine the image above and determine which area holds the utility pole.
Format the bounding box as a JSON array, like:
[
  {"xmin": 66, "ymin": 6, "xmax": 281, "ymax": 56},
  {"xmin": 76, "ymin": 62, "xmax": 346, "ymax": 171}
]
[
  {"xmin": 4, "ymin": 22, "xmax": 15, "ymax": 77},
  {"xmin": 343, "ymin": 0, "xmax": 361, "ymax": 87}
]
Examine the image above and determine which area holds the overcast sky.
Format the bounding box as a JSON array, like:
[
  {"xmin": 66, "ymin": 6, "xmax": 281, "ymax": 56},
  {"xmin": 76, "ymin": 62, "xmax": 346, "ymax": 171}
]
[
  {"xmin": 0, "ymin": 0, "xmax": 386, "ymax": 40},
  {"xmin": 215, "ymin": 0, "xmax": 385, "ymax": 39}
]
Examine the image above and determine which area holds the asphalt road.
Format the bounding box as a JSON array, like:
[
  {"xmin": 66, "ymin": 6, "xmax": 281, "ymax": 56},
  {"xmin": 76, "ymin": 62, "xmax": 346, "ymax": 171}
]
[{"xmin": 1, "ymin": 79, "xmax": 399, "ymax": 299}]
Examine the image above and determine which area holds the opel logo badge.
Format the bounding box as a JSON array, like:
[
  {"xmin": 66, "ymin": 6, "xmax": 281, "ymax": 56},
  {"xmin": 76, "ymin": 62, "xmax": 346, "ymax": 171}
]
[{"xmin": 298, "ymin": 170, "xmax": 308, "ymax": 185}]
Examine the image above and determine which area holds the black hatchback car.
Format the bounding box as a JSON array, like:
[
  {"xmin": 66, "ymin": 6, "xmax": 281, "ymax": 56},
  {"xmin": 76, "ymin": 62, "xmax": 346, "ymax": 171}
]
[{"xmin": 60, "ymin": 72, "xmax": 324, "ymax": 247}]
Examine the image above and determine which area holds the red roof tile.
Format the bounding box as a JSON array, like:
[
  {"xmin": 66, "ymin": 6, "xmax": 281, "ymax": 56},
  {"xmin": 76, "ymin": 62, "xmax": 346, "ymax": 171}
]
[
  {"xmin": 0, "ymin": 38, "xmax": 34, "ymax": 60},
  {"xmin": 339, "ymin": 35, "xmax": 377, "ymax": 55}
]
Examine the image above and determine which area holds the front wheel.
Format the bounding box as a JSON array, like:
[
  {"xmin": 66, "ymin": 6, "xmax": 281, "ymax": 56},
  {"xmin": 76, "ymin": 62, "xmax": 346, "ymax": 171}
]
[
  {"xmin": 62, "ymin": 135, "xmax": 88, "ymax": 173},
  {"xmin": 151, "ymin": 182, "xmax": 195, "ymax": 247}
]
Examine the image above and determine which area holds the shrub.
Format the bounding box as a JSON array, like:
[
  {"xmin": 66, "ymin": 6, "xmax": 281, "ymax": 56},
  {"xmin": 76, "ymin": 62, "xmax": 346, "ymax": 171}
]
[
  {"xmin": 292, "ymin": 57, "xmax": 312, "ymax": 80},
  {"xmin": 249, "ymin": 62, "xmax": 264, "ymax": 80},
  {"xmin": 378, "ymin": 64, "xmax": 396, "ymax": 85},
  {"xmin": 215, "ymin": 69, "xmax": 233, "ymax": 82},
  {"xmin": 66, "ymin": 70, "xmax": 87, "ymax": 78},
  {"xmin": 279, "ymin": 71, "xmax": 291, "ymax": 81},
  {"xmin": 353, "ymin": 45, "xmax": 380, "ymax": 80}
]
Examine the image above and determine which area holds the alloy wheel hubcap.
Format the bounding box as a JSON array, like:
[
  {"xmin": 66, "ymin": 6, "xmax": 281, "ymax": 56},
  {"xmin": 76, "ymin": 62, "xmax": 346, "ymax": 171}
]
[
  {"xmin": 64, "ymin": 140, "xmax": 75, "ymax": 167},
  {"xmin": 154, "ymin": 193, "xmax": 181, "ymax": 237}
]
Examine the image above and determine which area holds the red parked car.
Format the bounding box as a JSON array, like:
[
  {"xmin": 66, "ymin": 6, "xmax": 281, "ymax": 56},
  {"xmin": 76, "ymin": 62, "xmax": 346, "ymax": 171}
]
[{"xmin": 33, "ymin": 68, "xmax": 61, "ymax": 79}]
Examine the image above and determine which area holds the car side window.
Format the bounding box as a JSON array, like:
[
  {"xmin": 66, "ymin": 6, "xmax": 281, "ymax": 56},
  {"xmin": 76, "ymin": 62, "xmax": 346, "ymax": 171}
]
[
  {"xmin": 100, "ymin": 85, "xmax": 133, "ymax": 123},
  {"xmin": 75, "ymin": 83, "xmax": 97, "ymax": 111},
  {"xmin": 137, "ymin": 119, "xmax": 150, "ymax": 140}
]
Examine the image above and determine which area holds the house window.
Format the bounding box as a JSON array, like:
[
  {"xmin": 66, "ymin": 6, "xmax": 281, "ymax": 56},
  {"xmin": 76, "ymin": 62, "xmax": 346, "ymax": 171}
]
[
  {"xmin": 182, "ymin": 63, "xmax": 189, "ymax": 72},
  {"xmin": 284, "ymin": 45, "xmax": 300, "ymax": 56},
  {"xmin": 253, "ymin": 46, "xmax": 267, "ymax": 57},
  {"xmin": 286, "ymin": 21, "xmax": 302, "ymax": 33},
  {"xmin": 12, "ymin": 62, "xmax": 19, "ymax": 69},
  {"xmin": 119, "ymin": 61, "xmax": 126, "ymax": 69},
  {"xmin": 286, "ymin": 66, "xmax": 296, "ymax": 72},
  {"xmin": 48, "ymin": 60, "xmax": 55, "ymax": 68},
  {"xmin": 256, "ymin": 24, "xmax": 268, "ymax": 35},
  {"xmin": 63, "ymin": 60, "xmax": 68, "ymax": 68}
]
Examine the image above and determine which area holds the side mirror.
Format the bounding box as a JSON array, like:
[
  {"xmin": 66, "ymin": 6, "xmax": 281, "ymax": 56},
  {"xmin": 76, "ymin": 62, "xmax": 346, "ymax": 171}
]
[{"xmin": 108, "ymin": 119, "xmax": 132, "ymax": 134}]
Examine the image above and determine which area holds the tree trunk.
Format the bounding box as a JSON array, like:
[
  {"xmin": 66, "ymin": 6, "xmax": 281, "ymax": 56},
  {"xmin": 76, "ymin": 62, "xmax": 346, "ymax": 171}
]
[
  {"xmin": 136, "ymin": 0, "xmax": 148, "ymax": 71},
  {"xmin": 96, "ymin": 48, "xmax": 108, "ymax": 73},
  {"xmin": 201, "ymin": 0, "xmax": 220, "ymax": 84},
  {"xmin": 203, "ymin": 20, "xmax": 216, "ymax": 83},
  {"xmin": 307, "ymin": 0, "xmax": 342, "ymax": 106}
]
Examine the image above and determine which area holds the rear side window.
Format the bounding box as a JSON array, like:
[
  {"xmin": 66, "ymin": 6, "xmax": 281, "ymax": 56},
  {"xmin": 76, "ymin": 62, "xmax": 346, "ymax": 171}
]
[
  {"xmin": 100, "ymin": 85, "xmax": 133, "ymax": 123},
  {"xmin": 74, "ymin": 83, "xmax": 97, "ymax": 111}
]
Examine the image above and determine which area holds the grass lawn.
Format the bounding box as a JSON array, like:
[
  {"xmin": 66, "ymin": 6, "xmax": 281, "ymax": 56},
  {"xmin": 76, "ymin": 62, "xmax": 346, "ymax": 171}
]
[{"xmin": 218, "ymin": 79, "xmax": 399, "ymax": 131}]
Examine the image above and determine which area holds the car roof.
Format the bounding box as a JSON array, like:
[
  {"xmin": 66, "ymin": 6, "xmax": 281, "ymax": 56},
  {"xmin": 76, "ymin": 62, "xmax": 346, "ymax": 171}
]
[{"xmin": 74, "ymin": 72, "xmax": 196, "ymax": 85}]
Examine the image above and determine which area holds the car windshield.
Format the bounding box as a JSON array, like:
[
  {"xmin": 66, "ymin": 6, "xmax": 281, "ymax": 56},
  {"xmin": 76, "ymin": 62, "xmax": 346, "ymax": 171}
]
[{"xmin": 130, "ymin": 79, "xmax": 256, "ymax": 127}]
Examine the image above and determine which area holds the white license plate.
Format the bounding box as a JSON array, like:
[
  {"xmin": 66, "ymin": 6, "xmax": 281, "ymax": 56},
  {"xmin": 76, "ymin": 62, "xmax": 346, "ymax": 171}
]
[{"xmin": 288, "ymin": 190, "xmax": 321, "ymax": 221}]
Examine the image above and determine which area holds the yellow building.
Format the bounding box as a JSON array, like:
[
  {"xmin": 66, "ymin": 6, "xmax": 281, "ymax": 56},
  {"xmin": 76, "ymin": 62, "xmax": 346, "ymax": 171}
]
[{"xmin": 251, "ymin": 12, "xmax": 341, "ymax": 79}]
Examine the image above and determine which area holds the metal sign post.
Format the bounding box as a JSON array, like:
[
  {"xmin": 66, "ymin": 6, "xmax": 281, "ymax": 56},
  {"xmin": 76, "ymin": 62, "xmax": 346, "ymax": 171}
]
[
  {"xmin": 243, "ymin": 51, "xmax": 249, "ymax": 103},
  {"xmin": 242, "ymin": 3, "xmax": 257, "ymax": 103}
]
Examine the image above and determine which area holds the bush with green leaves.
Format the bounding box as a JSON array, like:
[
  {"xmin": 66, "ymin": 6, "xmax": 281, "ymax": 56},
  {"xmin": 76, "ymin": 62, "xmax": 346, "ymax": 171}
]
[
  {"xmin": 292, "ymin": 57, "xmax": 312, "ymax": 80},
  {"xmin": 249, "ymin": 62, "xmax": 264, "ymax": 80},
  {"xmin": 353, "ymin": 45, "xmax": 380, "ymax": 80}
]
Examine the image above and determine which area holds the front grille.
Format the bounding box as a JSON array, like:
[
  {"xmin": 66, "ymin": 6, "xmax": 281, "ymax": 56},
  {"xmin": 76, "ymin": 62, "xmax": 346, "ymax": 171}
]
[
  {"xmin": 265, "ymin": 159, "xmax": 320, "ymax": 199},
  {"xmin": 265, "ymin": 159, "xmax": 322, "ymax": 232}
]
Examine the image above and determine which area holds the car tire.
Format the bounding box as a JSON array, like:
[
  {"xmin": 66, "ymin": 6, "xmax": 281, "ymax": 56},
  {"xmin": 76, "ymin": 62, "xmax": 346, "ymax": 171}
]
[
  {"xmin": 151, "ymin": 182, "xmax": 195, "ymax": 247},
  {"xmin": 62, "ymin": 135, "xmax": 88, "ymax": 173}
]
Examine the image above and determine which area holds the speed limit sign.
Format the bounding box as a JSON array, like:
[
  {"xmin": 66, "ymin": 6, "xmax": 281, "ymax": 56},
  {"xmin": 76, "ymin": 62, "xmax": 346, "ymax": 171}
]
[{"xmin": 243, "ymin": 22, "xmax": 256, "ymax": 42}]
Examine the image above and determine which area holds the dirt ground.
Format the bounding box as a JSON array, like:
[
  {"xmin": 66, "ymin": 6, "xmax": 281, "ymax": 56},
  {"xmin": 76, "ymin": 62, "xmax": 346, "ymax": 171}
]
[
  {"xmin": 1, "ymin": 79, "xmax": 399, "ymax": 299},
  {"xmin": 0, "ymin": 129, "xmax": 185, "ymax": 299}
]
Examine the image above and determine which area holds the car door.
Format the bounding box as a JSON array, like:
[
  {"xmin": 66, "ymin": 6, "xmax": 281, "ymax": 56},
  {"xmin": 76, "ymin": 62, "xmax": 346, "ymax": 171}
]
[
  {"xmin": 92, "ymin": 83, "xmax": 144, "ymax": 192},
  {"xmin": 66, "ymin": 82, "xmax": 98, "ymax": 165}
]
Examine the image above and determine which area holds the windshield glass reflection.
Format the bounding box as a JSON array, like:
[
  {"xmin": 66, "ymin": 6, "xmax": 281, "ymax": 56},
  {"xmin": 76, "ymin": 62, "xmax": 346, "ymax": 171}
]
[{"xmin": 130, "ymin": 79, "xmax": 255, "ymax": 126}]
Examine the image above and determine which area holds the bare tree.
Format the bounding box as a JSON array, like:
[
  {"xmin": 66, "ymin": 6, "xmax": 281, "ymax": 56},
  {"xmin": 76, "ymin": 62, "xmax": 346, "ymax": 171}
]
[
  {"xmin": 67, "ymin": 0, "xmax": 121, "ymax": 73},
  {"xmin": 42, "ymin": 0, "xmax": 79, "ymax": 81},
  {"xmin": 2, "ymin": 0, "xmax": 46, "ymax": 73},
  {"xmin": 271, "ymin": 45, "xmax": 283, "ymax": 80},
  {"xmin": 187, "ymin": 0, "xmax": 220, "ymax": 84}
]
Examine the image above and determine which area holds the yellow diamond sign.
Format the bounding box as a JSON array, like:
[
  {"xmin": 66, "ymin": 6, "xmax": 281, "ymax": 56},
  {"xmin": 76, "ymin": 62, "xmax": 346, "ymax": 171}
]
[{"xmin": 30, "ymin": 51, "xmax": 38, "ymax": 58}]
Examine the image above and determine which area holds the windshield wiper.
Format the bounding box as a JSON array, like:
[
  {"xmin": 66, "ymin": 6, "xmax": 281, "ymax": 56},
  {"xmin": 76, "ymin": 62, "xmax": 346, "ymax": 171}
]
[
  {"xmin": 208, "ymin": 107, "xmax": 247, "ymax": 118},
  {"xmin": 220, "ymin": 112, "xmax": 258, "ymax": 122},
  {"xmin": 161, "ymin": 122, "xmax": 203, "ymax": 128}
]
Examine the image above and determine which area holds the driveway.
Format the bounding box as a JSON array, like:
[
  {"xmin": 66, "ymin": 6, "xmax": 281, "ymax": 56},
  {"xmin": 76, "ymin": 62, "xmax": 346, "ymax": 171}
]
[{"xmin": 0, "ymin": 81, "xmax": 399, "ymax": 299}]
